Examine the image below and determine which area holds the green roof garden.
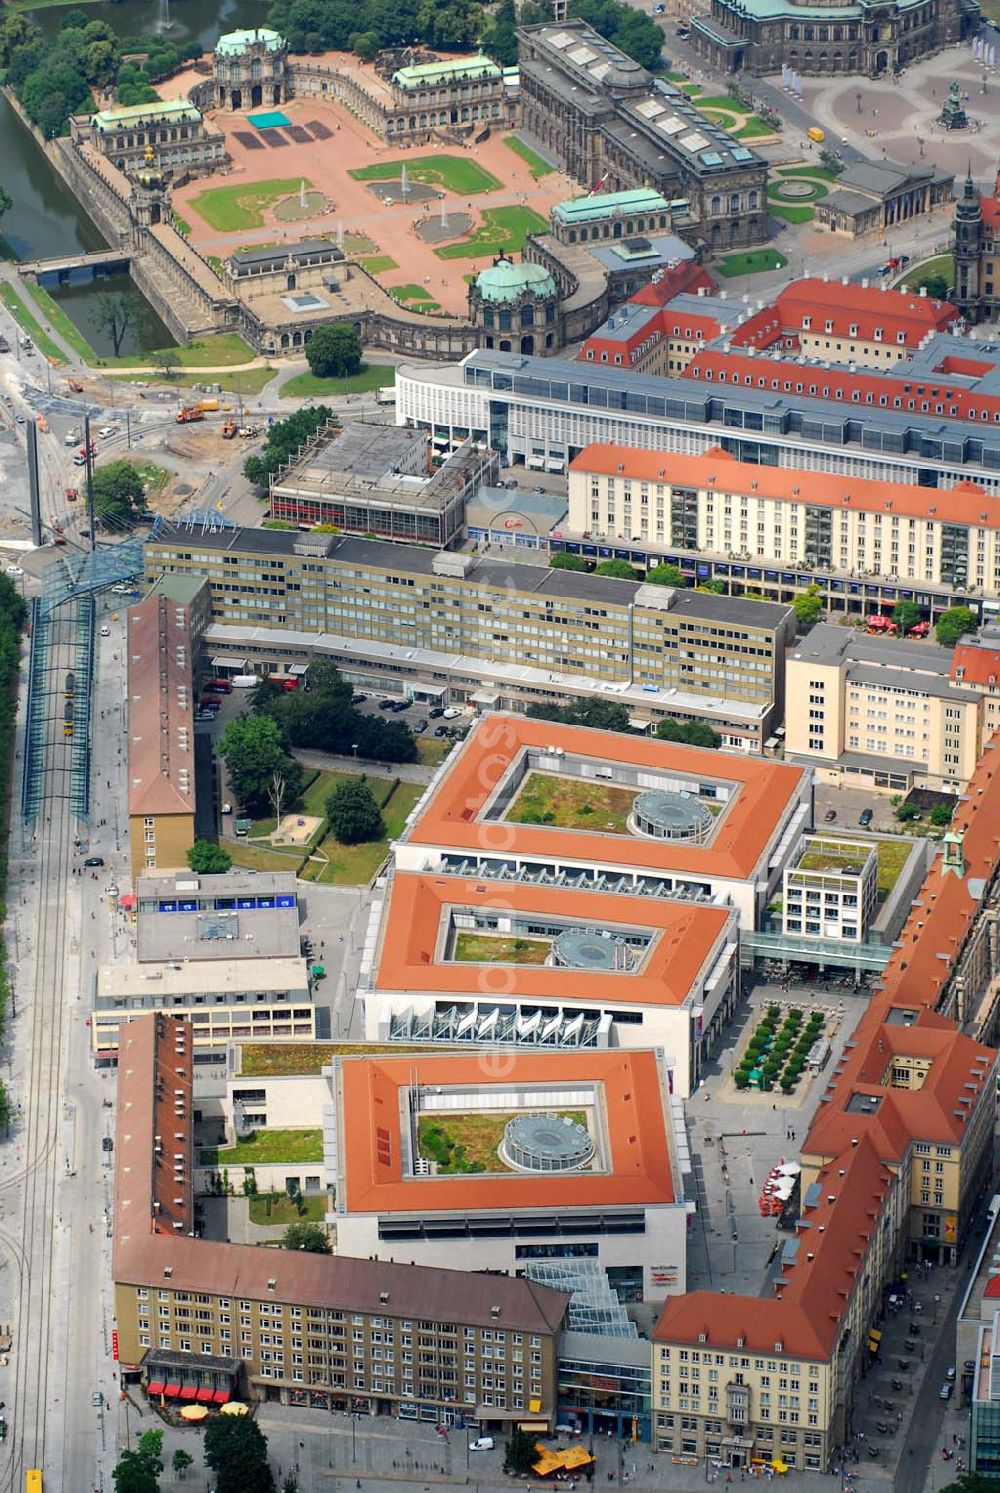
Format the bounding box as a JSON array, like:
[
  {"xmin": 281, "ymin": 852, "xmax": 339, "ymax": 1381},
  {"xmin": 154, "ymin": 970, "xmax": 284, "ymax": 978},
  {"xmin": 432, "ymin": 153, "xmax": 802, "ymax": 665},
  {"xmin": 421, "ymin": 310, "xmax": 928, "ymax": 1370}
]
[
  {"xmin": 393, "ymin": 55, "xmax": 501, "ymax": 89},
  {"xmin": 554, "ymin": 188, "xmax": 672, "ymax": 223},
  {"xmin": 793, "ymin": 837, "xmax": 874, "ymax": 877}
]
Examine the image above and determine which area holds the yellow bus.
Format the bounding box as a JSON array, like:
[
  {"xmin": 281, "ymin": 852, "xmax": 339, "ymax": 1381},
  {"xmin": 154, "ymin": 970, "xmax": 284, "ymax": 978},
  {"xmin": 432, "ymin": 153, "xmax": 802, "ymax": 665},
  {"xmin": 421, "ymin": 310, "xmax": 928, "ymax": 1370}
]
[{"xmin": 26, "ymin": 1472, "xmax": 43, "ymax": 1493}]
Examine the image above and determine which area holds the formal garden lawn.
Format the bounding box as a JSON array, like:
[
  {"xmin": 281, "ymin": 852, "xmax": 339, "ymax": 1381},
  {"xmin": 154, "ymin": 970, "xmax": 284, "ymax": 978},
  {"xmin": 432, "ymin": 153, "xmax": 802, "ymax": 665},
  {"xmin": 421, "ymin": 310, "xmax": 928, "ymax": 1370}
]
[
  {"xmin": 716, "ymin": 248, "xmax": 788, "ymax": 278},
  {"xmin": 104, "ymin": 333, "xmax": 257, "ymax": 368},
  {"xmin": 188, "ymin": 179, "xmax": 312, "ymax": 232},
  {"xmin": 434, "ymin": 207, "xmax": 548, "ymax": 260},
  {"xmin": 507, "ymin": 771, "xmax": 636, "ymax": 832},
  {"xmin": 348, "ymin": 155, "xmax": 501, "ymax": 194},
  {"xmin": 503, "ymin": 135, "xmax": 555, "ymax": 177}
]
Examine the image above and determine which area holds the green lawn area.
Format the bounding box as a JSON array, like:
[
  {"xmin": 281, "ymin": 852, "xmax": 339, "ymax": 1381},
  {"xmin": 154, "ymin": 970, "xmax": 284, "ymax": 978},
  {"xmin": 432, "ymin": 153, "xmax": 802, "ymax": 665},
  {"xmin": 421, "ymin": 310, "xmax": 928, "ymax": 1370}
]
[
  {"xmin": 417, "ymin": 1110, "xmax": 587, "ymax": 1173},
  {"xmin": 111, "ymin": 366, "xmax": 278, "ymax": 395},
  {"xmin": 716, "ymin": 248, "xmax": 788, "ymax": 278},
  {"xmin": 767, "ymin": 203, "xmax": 817, "ymax": 224},
  {"xmin": 23, "ymin": 282, "xmax": 95, "ymax": 360},
  {"xmin": 416, "ymin": 735, "xmax": 454, "ymax": 767},
  {"xmin": 189, "ymin": 179, "xmax": 311, "ymax": 232},
  {"xmin": 281, "ymin": 364, "xmax": 395, "ymax": 398},
  {"xmin": 507, "ymin": 771, "xmax": 636, "ymax": 832},
  {"xmin": 358, "ymin": 255, "xmax": 399, "ymax": 273},
  {"xmin": 452, "ymin": 932, "xmax": 551, "ymax": 964},
  {"xmin": 227, "ymin": 840, "xmax": 305, "ymax": 873},
  {"xmin": 899, "ymin": 253, "xmax": 954, "ymax": 291},
  {"xmin": 201, "ymin": 1127, "xmax": 324, "ymax": 1166},
  {"xmin": 696, "ymin": 94, "xmax": 752, "ymax": 113},
  {"xmin": 348, "ymin": 154, "xmax": 501, "ymax": 195},
  {"xmin": 102, "ymin": 333, "xmax": 257, "ymax": 369},
  {"xmin": 797, "ymin": 848, "xmax": 867, "ymax": 875},
  {"xmin": 0, "ymin": 283, "xmax": 66, "ymax": 363},
  {"xmin": 735, "ymin": 116, "xmax": 777, "ymax": 139},
  {"xmin": 240, "ymin": 1041, "xmax": 437, "ymax": 1076},
  {"xmin": 246, "ymin": 767, "xmax": 360, "ymax": 838},
  {"xmin": 504, "ymin": 135, "xmax": 555, "ymax": 177},
  {"xmin": 434, "ymin": 207, "xmax": 548, "ymax": 261},
  {"xmin": 301, "ymin": 779, "xmax": 424, "ymax": 885},
  {"xmin": 392, "ymin": 284, "xmax": 435, "ymax": 302},
  {"xmin": 776, "ymin": 166, "xmax": 840, "ymax": 183},
  {"xmin": 249, "ymin": 1192, "xmax": 327, "ymax": 1225},
  {"xmin": 876, "ymin": 839, "xmax": 913, "ymax": 901}
]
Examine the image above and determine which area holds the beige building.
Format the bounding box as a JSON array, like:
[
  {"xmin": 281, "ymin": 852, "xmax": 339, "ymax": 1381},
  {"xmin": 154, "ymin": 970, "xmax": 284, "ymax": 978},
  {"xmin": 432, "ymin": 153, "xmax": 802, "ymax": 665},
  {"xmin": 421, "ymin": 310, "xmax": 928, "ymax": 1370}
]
[
  {"xmin": 567, "ymin": 445, "xmax": 1000, "ymax": 600},
  {"xmin": 126, "ymin": 592, "xmax": 197, "ymax": 877},
  {"xmin": 114, "ymin": 1015, "xmax": 569, "ymax": 1420},
  {"xmin": 782, "ymin": 834, "xmax": 878, "ymax": 944},
  {"xmin": 785, "ymin": 624, "xmax": 983, "ymax": 793}
]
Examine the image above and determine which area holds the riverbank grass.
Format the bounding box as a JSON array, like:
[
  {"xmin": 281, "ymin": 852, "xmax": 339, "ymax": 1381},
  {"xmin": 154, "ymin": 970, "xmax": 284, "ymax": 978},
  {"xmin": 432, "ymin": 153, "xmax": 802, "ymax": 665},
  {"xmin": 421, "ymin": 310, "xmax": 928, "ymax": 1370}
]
[
  {"xmin": 100, "ymin": 333, "xmax": 256, "ymax": 369},
  {"xmin": 22, "ymin": 282, "xmax": 94, "ymax": 360},
  {"xmin": 0, "ymin": 283, "xmax": 66, "ymax": 363},
  {"xmin": 188, "ymin": 179, "xmax": 313, "ymax": 232}
]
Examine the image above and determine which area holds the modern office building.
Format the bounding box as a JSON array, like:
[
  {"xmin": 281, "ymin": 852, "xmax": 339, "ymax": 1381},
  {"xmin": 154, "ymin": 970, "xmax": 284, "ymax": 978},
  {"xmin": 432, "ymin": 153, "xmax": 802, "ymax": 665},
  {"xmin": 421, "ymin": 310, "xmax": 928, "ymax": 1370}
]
[
  {"xmin": 364, "ymin": 871, "xmax": 740, "ymax": 1096},
  {"xmin": 517, "ymin": 20, "xmax": 769, "ymax": 250},
  {"xmin": 327, "ymin": 1047, "xmax": 690, "ymax": 1304},
  {"xmin": 268, "ymin": 422, "xmax": 496, "ymax": 546},
  {"xmin": 688, "ymin": 0, "xmax": 972, "ymax": 77},
  {"xmin": 134, "ymin": 871, "xmax": 301, "ymax": 963},
  {"xmin": 113, "ymin": 1014, "xmax": 569, "ymax": 1421},
  {"xmin": 784, "ymin": 624, "xmax": 984, "ymax": 792},
  {"xmin": 143, "ymin": 527, "xmax": 794, "ymax": 750},
  {"xmin": 651, "ymin": 742, "xmax": 1000, "ymax": 1473},
  {"xmin": 393, "ymin": 714, "xmax": 811, "ymax": 931},
  {"xmin": 781, "ymin": 835, "xmax": 878, "ymax": 944},
  {"xmin": 126, "ymin": 591, "xmax": 197, "ymax": 878}
]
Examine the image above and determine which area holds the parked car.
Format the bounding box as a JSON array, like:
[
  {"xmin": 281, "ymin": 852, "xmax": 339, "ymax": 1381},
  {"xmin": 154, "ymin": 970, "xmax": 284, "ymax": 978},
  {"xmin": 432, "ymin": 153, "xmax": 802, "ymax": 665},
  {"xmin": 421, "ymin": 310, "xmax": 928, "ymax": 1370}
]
[
  {"xmin": 378, "ymin": 698, "xmax": 396, "ymax": 710},
  {"xmin": 99, "ymin": 623, "xmax": 109, "ymax": 636},
  {"xmin": 469, "ymin": 1438, "xmax": 494, "ymax": 1452},
  {"xmin": 442, "ymin": 707, "xmax": 461, "ymax": 719},
  {"xmin": 859, "ymin": 808, "xmax": 874, "ymax": 826},
  {"xmin": 434, "ymin": 725, "xmax": 449, "ymax": 737},
  {"xmin": 84, "ymin": 856, "xmax": 104, "ymax": 867},
  {"xmin": 413, "ymin": 719, "xmax": 428, "ymax": 733},
  {"xmin": 946, "ymin": 1366, "xmax": 956, "ymax": 1380},
  {"xmin": 939, "ymin": 1383, "xmax": 954, "ymax": 1400},
  {"xmin": 392, "ymin": 699, "xmax": 411, "ymax": 712},
  {"xmin": 4, "ymin": 565, "xmax": 23, "ymax": 577},
  {"xmin": 351, "ymin": 693, "xmax": 368, "ymax": 704},
  {"xmin": 429, "ymin": 706, "xmax": 446, "ymax": 719},
  {"xmin": 824, "ymin": 808, "xmax": 837, "ymax": 822}
]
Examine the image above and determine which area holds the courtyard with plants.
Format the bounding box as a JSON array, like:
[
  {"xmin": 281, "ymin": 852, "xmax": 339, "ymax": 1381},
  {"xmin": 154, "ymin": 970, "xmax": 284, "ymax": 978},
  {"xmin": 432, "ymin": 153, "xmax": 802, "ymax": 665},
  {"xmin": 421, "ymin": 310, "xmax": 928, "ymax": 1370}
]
[
  {"xmin": 507, "ymin": 772, "xmax": 638, "ymax": 832},
  {"xmin": 451, "ymin": 932, "xmax": 552, "ymax": 964},
  {"xmin": 734, "ymin": 1005, "xmax": 827, "ymax": 1095},
  {"xmin": 416, "ymin": 1110, "xmax": 587, "ymax": 1174}
]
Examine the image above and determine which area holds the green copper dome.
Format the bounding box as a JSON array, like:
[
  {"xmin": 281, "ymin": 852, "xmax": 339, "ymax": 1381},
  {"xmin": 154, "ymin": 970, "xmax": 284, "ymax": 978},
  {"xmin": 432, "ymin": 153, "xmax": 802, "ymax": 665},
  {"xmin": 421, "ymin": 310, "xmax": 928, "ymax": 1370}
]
[{"xmin": 475, "ymin": 257, "xmax": 556, "ymax": 304}]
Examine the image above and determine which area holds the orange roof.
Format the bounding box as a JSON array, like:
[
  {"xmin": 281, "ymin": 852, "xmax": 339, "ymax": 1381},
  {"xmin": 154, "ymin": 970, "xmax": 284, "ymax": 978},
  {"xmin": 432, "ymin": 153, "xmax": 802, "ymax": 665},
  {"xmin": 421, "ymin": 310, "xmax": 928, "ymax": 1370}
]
[
  {"xmin": 374, "ymin": 874, "xmax": 733, "ymax": 1009},
  {"xmin": 629, "ymin": 261, "xmax": 715, "ymax": 307},
  {"xmin": 736, "ymin": 278, "xmax": 957, "ymax": 347},
  {"xmin": 337, "ymin": 1048, "xmax": 676, "ymax": 1215},
  {"xmin": 952, "ymin": 641, "xmax": 1000, "ymax": 687},
  {"xmin": 569, "ymin": 444, "xmax": 1000, "ymax": 529},
  {"xmin": 404, "ymin": 715, "xmax": 805, "ymax": 883},
  {"xmin": 654, "ymin": 1136, "xmax": 895, "ymax": 1359}
]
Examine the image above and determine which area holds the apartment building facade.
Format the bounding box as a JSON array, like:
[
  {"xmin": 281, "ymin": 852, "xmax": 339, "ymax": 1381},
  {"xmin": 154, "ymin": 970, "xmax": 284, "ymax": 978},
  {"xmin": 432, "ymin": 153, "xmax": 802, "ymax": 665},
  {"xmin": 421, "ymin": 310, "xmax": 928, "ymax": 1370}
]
[
  {"xmin": 143, "ymin": 527, "xmax": 793, "ymax": 750},
  {"xmin": 784, "ymin": 624, "xmax": 984, "ymax": 792},
  {"xmin": 126, "ymin": 592, "xmax": 197, "ymax": 877},
  {"xmin": 113, "ymin": 1016, "xmax": 569, "ymax": 1422}
]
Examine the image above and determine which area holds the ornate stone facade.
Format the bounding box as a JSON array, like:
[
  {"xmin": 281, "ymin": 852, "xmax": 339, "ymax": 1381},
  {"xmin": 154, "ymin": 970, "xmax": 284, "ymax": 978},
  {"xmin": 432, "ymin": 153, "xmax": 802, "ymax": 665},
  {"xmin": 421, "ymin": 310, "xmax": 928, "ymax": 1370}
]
[
  {"xmin": 691, "ymin": 0, "xmax": 976, "ymax": 77},
  {"xmin": 69, "ymin": 99, "xmax": 226, "ymax": 177},
  {"xmin": 518, "ymin": 20, "xmax": 768, "ymax": 250},
  {"xmin": 213, "ymin": 27, "xmax": 289, "ymax": 111}
]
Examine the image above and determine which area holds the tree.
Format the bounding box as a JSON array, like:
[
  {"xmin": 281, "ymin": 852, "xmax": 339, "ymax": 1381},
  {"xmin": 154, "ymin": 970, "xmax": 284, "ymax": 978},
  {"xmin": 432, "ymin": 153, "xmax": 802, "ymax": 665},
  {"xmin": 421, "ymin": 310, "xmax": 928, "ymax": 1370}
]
[
  {"xmin": 244, "ymin": 405, "xmax": 334, "ymax": 487},
  {"xmin": 504, "ymin": 1428, "xmax": 539, "ymax": 1476},
  {"xmin": 655, "ymin": 718, "xmax": 722, "ymax": 749},
  {"xmin": 930, "ymin": 802, "xmax": 955, "ymax": 826},
  {"xmin": 91, "ymin": 459, "xmax": 145, "ymax": 529},
  {"xmin": 326, "ymin": 777, "xmax": 384, "ymax": 844},
  {"xmin": 152, "ymin": 348, "xmax": 181, "ymax": 380},
  {"xmin": 549, "ymin": 552, "xmax": 589, "ymax": 571},
  {"xmin": 306, "ymin": 322, "xmax": 363, "ymax": 379},
  {"xmin": 792, "ymin": 588, "xmax": 823, "ymax": 626},
  {"xmin": 526, "ymin": 697, "xmax": 631, "ymax": 733},
  {"xmin": 112, "ymin": 1451, "xmax": 158, "ymax": 1493},
  {"xmin": 895, "ymin": 802, "xmax": 918, "ymax": 822},
  {"xmin": 645, "ymin": 563, "xmax": 686, "ymax": 587},
  {"xmin": 204, "ymin": 1415, "xmax": 276, "ymax": 1493},
  {"xmin": 283, "ymin": 1220, "xmax": 332, "ymax": 1253},
  {"xmin": 892, "ymin": 599, "xmax": 921, "ymax": 633},
  {"xmin": 217, "ymin": 714, "xmax": 303, "ymax": 817},
  {"xmin": 91, "ymin": 291, "xmax": 135, "ymax": 357},
  {"xmin": 915, "ymin": 272, "xmax": 950, "ymax": 300},
  {"xmin": 936, "ymin": 605, "xmax": 976, "ymax": 646},
  {"xmin": 940, "ymin": 1477, "xmax": 1000, "ymax": 1493},
  {"xmin": 253, "ymin": 660, "xmax": 417, "ymax": 763},
  {"xmin": 595, "ymin": 558, "xmax": 637, "ymax": 579},
  {"xmin": 187, "ymin": 839, "xmax": 233, "ymax": 874},
  {"xmin": 480, "ymin": 0, "xmax": 518, "ymax": 64},
  {"xmin": 172, "ymin": 1450, "xmax": 194, "ymax": 1481},
  {"xmin": 0, "ymin": 14, "xmax": 41, "ymax": 69}
]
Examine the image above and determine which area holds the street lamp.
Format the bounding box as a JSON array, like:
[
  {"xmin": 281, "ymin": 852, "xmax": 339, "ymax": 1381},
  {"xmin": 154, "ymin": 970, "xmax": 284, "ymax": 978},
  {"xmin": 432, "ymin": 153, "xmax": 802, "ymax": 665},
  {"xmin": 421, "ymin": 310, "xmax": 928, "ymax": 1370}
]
[{"xmin": 352, "ymin": 743, "xmax": 359, "ymax": 760}]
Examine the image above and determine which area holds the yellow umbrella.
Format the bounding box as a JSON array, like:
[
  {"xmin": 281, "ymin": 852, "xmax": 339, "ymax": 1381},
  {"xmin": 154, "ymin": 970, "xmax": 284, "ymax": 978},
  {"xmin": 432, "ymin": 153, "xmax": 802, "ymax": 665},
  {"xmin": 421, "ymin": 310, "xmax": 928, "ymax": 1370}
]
[
  {"xmin": 221, "ymin": 1401, "xmax": 249, "ymax": 1416},
  {"xmin": 180, "ymin": 1405, "xmax": 209, "ymax": 1422}
]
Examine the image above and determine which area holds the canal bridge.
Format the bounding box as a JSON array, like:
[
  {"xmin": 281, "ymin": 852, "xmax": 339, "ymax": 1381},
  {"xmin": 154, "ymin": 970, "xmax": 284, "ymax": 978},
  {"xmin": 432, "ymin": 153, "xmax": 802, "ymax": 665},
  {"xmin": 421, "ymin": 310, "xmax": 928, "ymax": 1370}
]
[{"xmin": 17, "ymin": 249, "xmax": 132, "ymax": 288}]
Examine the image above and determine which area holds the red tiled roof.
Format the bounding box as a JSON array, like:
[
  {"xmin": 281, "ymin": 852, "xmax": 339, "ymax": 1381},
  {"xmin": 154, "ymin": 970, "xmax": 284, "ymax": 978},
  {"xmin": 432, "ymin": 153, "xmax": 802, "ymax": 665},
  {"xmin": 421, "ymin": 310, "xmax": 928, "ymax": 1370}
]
[
  {"xmin": 629, "ymin": 261, "xmax": 715, "ymax": 307},
  {"xmin": 373, "ymin": 873, "xmax": 733, "ymax": 1010},
  {"xmin": 731, "ymin": 278, "xmax": 957, "ymax": 349},
  {"xmin": 569, "ymin": 444, "xmax": 1000, "ymax": 529},
  {"xmin": 338, "ymin": 1048, "xmax": 677, "ymax": 1215},
  {"xmin": 127, "ymin": 593, "xmax": 196, "ymax": 818},
  {"xmin": 951, "ymin": 641, "xmax": 1000, "ymax": 687},
  {"xmin": 404, "ymin": 715, "xmax": 806, "ymax": 883}
]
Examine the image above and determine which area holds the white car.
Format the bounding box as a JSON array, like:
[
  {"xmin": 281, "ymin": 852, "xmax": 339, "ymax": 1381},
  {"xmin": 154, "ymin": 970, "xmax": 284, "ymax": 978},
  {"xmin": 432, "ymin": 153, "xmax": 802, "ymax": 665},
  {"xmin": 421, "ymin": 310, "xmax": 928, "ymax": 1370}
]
[
  {"xmin": 442, "ymin": 707, "xmax": 461, "ymax": 719},
  {"xmin": 100, "ymin": 625, "xmax": 110, "ymax": 637},
  {"xmin": 4, "ymin": 565, "xmax": 23, "ymax": 577},
  {"xmin": 98, "ymin": 426, "xmax": 116, "ymax": 439},
  {"xmin": 468, "ymin": 1438, "xmax": 494, "ymax": 1452}
]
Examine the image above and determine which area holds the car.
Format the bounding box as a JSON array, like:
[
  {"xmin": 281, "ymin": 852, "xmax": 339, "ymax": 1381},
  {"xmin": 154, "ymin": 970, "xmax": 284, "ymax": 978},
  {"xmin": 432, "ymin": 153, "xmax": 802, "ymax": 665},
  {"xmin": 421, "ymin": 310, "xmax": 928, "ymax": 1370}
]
[
  {"xmin": 468, "ymin": 1438, "xmax": 495, "ymax": 1452},
  {"xmin": 393, "ymin": 699, "xmax": 411, "ymax": 712},
  {"xmin": 97, "ymin": 426, "xmax": 116, "ymax": 439},
  {"xmin": 99, "ymin": 624, "xmax": 110, "ymax": 636},
  {"xmin": 221, "ymin": 802, "xmax": 233, "ymax": 814},
  {"xmin": 81, "ymin": 529, "xmax": 92, "ymax": 538},
  {"xmin": 351, "ymin": 693, "xmax": 368, "ymax": 704},
  {"xmin": 413, "ymin": 719, "xmax": 428, "ymax": 733},
  {"xmin": 823, "ymin": 808, "xmax": 837, "ymax": 823},
  {"xmin": 4, "ymin": 565, "xmax": 23, "ymax": 577},
  {"xmin": 946, "ymin": 1366, "xmax": 956, "ymax": 1380},
  {"xmin": 675, "ymin": 23, "xmax": 690, "ymax": 34},
  {"xmin": 859, "ymin": 808, "xmax": 874, "ymax": 826},
  {"xmin": 84, "ymin": 856, "xmax": 104, "ymax": 867},
  {"xmin": 111, "ymin": 584, "xmax": 132, "ymax": 595},
  {"xmin": 939, "ymin": 1383, "xmax": 954, "ymax": 1400},
  {"xmin": 442, "ymin": 707, "xmax": 461, "ymax": 719},
  {"xmin": 378, "ymin": 698, "xmax": 396, "ymax": 710},
  {"xmin": 14, "ymin": 414, "xmax": 25, "ymax": 425},
  {"xmin": 965, "ymin": 1359, "xmax": 977, "ymax": 1372},
  {"xmin": 653, "ymin": 3, "xmax": 665, "ymax": 10},
  {"xmin": 434, "ymin": 725, "xmax": 449, "ymax": 736},
  {"xmin": 429, "ymin": 706, "xmax": 446, "ymax": 719},
  {"xmin": 91, "ymin": 1391, "xmax": 103, "ymax": 1408}
]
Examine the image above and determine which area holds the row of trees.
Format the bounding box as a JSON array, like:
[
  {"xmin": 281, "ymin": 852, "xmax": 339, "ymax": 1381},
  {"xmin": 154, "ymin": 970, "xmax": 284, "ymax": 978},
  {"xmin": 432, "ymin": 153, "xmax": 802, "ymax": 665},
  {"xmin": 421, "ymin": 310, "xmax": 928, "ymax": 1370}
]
[
  {"xmin": 266, "ymin": 0, "xmax": 664, "ymax": 70},
  {"xmin": 244, "ymin": 406, "xmax": 335, "ymax": 489},
  {"xmin": 251, "ymin": 662, "xmax": 418, "ymax": 764},
  {"xmin": 113, "ymin": 1421, "xmax": 293, "ymax": 1493},
  {"xmin": 526, "ymin": 695, "xmax": 721, "ymax": 747}
]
